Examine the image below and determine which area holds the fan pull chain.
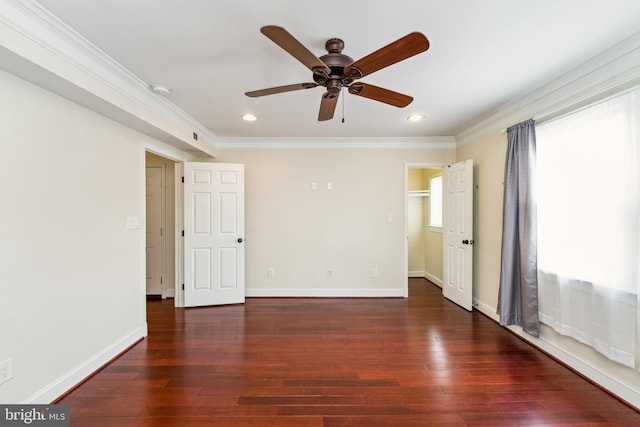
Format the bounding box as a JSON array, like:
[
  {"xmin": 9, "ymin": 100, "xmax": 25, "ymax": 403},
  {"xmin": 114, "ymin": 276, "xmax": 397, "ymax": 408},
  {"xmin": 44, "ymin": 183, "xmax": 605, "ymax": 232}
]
[{"xmin": 341, "ymin": 87, "xmax": 345, "ymax": 123}]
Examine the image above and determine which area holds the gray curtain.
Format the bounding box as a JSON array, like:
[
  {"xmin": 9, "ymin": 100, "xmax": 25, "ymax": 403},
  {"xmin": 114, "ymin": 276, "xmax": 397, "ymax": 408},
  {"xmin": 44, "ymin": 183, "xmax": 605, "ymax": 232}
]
[{"xmin": 497, "ymin": 118, "xmax": 539, "ymax": 337}]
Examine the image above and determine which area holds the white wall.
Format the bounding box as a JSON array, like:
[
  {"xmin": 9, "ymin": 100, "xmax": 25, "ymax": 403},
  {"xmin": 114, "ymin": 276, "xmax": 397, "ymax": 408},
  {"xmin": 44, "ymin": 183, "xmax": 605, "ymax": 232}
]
[
  {"xmin": 0, "ymin": 69, "xmax": 186, "ymax": 403},
  {"xmin": 212, "ymin": 149, "xmax": 455, "ymax": 296}
]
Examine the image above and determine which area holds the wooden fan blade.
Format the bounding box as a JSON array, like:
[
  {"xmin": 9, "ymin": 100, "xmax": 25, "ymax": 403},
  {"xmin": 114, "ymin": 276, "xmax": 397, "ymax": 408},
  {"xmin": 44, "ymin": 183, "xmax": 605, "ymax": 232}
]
[
  {"xmin": 344, "ymin": 32, "xmax": 429, "ymax": 79},
  {"xmin": 318, "ymin": 92, "xmax": 339, "ymax": 121},
  {"xmin": 348, "ymin": 83, "xmax": 413, "ymax": 107},
  {"xmin": 245, "ymin": 82, "xmax": 318, "ymax": 97},
  {"xmin": 261, "ymin": 25, "xmax": 331, "ymax": 75}
]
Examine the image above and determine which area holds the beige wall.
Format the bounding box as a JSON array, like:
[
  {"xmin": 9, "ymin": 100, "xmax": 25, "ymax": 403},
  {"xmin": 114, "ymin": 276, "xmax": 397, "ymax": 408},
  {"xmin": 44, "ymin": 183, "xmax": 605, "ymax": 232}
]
[
  {"xmin": 408, "ymin": 195, "xmax": 425, "ymax": 275},
  {"xmin": 408, "ymin": 169, "xmax": 426, "ymax": 275},
  {"xmin": 423, "ymin": 169, "xmax": 443, "ymax": 285},
  {"xmin": 407, "ymin": 168, "xmax": 443, "ymax": 284},
  {"xmin": 212, "ymin": 149, "xmax": 455, "ymax": 295},
  {"xmin": 407, "ymin": 168, "xmax": 426, "ymax": 191},
  {"xmin": 456, "ymin": 132, "xmax": 507, "ymax": 307}
]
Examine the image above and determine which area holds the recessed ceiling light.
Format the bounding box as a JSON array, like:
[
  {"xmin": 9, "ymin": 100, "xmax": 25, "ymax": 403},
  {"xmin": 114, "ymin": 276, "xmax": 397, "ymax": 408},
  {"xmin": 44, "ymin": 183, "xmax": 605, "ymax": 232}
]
[
  {"xmin": 242, "ymin": 113, "xmax": 257, "ymax": 122},
  {"xmin": 150, "ymin": 84, "xmax": 171, "ymax": 97},
  {"xmin": 407, "ymin": 113, "xmax": 426, "ymax": 122}
]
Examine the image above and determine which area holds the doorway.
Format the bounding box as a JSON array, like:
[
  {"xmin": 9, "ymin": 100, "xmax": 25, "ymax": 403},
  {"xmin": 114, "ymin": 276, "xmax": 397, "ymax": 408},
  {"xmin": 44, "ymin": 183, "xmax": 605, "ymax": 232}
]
[
  {"xmin": 145, "ymin": 151, "xmax": 177, "ymax": 299},
  {"xmin": 404, "ymin": 163, "xmax": 445, "ymax": 297}
]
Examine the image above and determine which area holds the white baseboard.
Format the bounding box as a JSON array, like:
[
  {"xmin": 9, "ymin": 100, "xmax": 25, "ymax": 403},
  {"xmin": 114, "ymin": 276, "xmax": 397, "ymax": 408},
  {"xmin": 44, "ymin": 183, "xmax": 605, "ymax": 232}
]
[
  {"xmin": 473, "ymin": 298, "xmax": 499, "ymax": 321},
  {"xmin": 246, "ymin": 288, "xmax": 404, "ymax": 297},
  {"xmin": 472, "ymin": 298, "xmax": 640, "ymax": 410},
  {"xmin": 424, "ymin": 272, "xmax": 443, "ymax": 287},
  {"xmin": 24, "ymin": 325, "xmax": 148, "ymax": 404},
  {"xmin": 409, "ymin": 271, "xmax": 443, "ymax": 287}
]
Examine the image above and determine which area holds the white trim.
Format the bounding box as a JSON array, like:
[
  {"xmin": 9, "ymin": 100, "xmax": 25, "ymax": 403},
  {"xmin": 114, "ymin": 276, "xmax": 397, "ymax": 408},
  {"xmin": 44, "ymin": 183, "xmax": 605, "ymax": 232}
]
[
  {"xmin": 472, "ymin": 299, "xmax": 640, "ymax": 410},
  {"xmin": 473, "ymin": 298, "xmax": 499, "ymax": 321},
  {"xmin": 456, "ymin": 30, "xmax": 640, "ymax": 146},
  {"xmin": 245, "ymin": 288, "xmax": 403, "ymax": 298},
  {"xmin": 425, "ymin": 272, "xmax": 443, "ymax": 287},
  {"xmin": 144, "ymin": 141, "xmax": 189, "ymax": 163},
  {"xmin": 138, "ymin": 147, "xmax": 148, "ymax": 326},
  {"xmin": 408, "ymin": 270, "xmax": 425, "ymax": 278},
  {"xmin": 175, "ymin": 162, "xmax": 185, "ymax": 308},
  {"xmin": 213, "ymin": 136, "xmax": 456, "ymax": 151},
  {"xmin": 23, "ymin": 326, "xmax": 147, "ymax": 404}
]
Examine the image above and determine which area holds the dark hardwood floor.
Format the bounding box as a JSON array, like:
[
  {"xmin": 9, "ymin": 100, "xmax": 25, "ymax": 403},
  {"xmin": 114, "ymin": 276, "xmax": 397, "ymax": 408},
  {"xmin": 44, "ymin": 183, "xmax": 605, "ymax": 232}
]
[{"xmin": 59, "ymin": 278, "xmax": 640, "ymax": 426}]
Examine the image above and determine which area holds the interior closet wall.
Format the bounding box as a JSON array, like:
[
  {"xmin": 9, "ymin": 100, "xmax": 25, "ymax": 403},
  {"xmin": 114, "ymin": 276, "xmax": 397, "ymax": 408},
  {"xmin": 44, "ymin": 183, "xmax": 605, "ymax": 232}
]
[{"xmin": 407, "ymin": 168, "xmax": 443, "ymax": 285}]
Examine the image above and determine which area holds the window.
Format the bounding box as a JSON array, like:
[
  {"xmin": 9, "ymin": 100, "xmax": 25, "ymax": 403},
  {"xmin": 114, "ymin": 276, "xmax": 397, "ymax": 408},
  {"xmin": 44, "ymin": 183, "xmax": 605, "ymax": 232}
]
[
  {"xmin": 536, "ymin": 86, "xmax": 640, "ymax": 368},
  {"xmin": 429, "ymin": 175, "xmax": 442, "ymax": 228},
  {"xmin": 537, "ymin": 88, "xmax": 639, "ymax": 294}
]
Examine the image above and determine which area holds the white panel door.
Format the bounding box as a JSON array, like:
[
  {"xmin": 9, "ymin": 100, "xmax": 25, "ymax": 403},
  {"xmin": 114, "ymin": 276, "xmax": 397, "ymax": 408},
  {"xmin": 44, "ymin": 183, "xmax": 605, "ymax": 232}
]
[
  {"xmin": 184, "ymin": 162, "xmax": 245, "ymax": 307},
  {"xmin": 145, "ymin": 166, "xmax": 163, "ymax": 295},
  {"xmin": 442, "ymin": 159, "xmax": 473, "ymax": 310}
]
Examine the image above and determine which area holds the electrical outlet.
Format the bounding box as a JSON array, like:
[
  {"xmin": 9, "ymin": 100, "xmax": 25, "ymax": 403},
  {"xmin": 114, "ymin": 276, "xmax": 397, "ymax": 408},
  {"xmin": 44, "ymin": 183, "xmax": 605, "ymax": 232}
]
[
  {"xmin": 327, "ymin": 269, "xmax": 334, "ymax": 278},
  {"xmin": 0, "ymin": 358, "xmax": 12, "ymax": 385},
  {"xmin": 371, "ymin": 268, "xmax": 378, "ymax": 278},
  {"xmin": 267, "ymin": 267, "xmax": 275, "ymax": 278}
]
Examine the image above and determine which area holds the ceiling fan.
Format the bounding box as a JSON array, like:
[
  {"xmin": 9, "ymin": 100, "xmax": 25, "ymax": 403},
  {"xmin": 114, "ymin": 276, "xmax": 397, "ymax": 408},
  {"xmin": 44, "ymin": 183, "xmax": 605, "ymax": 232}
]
[{"xmin": 245, "ymin": 26, "xmax": 430, "ymax": 121}]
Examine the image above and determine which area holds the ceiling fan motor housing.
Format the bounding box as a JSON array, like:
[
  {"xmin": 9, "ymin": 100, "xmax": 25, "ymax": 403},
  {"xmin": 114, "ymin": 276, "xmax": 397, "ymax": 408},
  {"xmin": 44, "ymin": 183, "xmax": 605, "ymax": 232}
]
[{"xmin": 313, "ymin": 38, "xmax": 355, "ymax": 91}]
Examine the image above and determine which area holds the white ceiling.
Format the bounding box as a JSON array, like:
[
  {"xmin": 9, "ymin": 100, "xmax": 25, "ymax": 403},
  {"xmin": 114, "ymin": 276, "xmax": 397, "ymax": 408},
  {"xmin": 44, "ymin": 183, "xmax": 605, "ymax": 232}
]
[{"xmin": 31, "ymin": 0, "xmax": 640, "ymax": 139}]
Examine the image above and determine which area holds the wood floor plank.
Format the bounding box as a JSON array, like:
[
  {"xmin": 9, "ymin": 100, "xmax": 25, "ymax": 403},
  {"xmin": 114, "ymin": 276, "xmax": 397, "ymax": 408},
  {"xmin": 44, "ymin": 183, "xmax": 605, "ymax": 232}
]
[{"xmin": 58, "ymin": 279, "xmax": 640, "ymax": 426}]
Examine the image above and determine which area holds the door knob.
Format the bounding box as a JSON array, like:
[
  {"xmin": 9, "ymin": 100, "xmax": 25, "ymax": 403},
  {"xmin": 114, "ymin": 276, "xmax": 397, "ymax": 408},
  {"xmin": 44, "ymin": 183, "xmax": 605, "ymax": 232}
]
[
  {"xmin": 237, "ymin": 238, "xmax": 243, "ymax": 243},
  {"xmin": 462, "ymin": 239, "xmax": 469, "ymax": 245}
]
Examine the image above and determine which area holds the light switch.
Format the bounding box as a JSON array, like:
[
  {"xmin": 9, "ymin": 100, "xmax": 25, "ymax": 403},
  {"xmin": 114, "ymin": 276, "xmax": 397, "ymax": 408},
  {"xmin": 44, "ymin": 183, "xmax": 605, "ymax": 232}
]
[
  {"xmin": 126, "ymin": 216, "xmax": 140, "ymax": 230},
  {"xmin": 327, "ymin": 182, "xmax": 333, "ymax": 190},
  {"xmin": 311, "ymin": 182, "xmax": 318, "ymax": 191}
]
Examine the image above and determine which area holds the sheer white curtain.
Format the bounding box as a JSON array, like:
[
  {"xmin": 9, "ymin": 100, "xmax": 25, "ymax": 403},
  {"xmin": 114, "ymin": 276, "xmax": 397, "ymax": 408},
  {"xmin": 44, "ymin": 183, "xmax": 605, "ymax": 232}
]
[{"xmin": 536, "ymin": 87, "xmax": 640, "ymax": 369}]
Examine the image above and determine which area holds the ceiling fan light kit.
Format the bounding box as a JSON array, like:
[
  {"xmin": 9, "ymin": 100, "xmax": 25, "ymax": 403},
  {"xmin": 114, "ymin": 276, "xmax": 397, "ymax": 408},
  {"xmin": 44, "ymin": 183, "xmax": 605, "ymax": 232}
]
[{"xmin": 245, "ymin": 25, "xmax": 429, "ymax": 121}]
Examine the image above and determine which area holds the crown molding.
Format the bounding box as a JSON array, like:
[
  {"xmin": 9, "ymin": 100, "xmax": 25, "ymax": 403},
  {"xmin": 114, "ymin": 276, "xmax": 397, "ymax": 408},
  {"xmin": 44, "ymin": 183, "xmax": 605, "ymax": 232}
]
[
  {"xmin": 455, "ymin": 30, "xmax": 640, "ymax": 146},
  {"xmin": 212, "ymin": 136, "xmax": 457, "ymax": 150},
  {"xmin": 0, "ymin": 1, "xmax": 455, "ymax": 154},
  {"xmin": 0, "ymin": 0, "xmax": 217, "ymax": 155}
]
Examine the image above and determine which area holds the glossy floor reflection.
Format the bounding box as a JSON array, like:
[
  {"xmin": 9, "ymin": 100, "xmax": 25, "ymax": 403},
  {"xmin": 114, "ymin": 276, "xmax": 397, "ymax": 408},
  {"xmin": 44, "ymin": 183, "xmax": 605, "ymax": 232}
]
[{"xmin": 59, "ymin": 279, "xmax": 640, "ymax": 426}]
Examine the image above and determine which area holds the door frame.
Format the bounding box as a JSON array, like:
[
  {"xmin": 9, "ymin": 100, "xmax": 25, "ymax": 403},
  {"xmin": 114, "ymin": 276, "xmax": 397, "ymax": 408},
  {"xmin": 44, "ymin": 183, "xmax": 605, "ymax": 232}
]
[
  {"xmin": 403, "ymin": 162, "xmax": 448, "ymax": 297},
  {"xmin": 142, "ymin": 143, "xmax": 188, "ymax": 310}
]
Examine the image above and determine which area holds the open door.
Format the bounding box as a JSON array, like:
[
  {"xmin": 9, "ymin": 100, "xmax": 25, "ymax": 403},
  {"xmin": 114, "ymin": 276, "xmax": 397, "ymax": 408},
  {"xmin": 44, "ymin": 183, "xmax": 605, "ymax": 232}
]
[
  {"xmin": 145, "ymin": 166, "xmax": 163, "ymax": 296},
  {"xmin": 443, "ymin": 159, "xmax": 473, "ymax": 310},
  {"xmin": 183, "ymin": 162, "xmax": 245, "ymax": 307}
]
